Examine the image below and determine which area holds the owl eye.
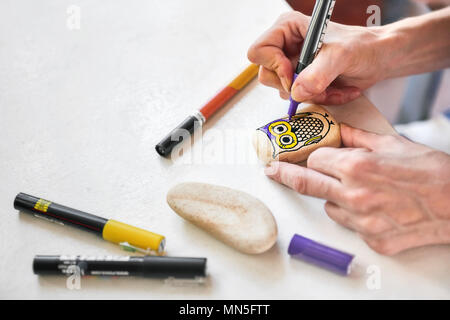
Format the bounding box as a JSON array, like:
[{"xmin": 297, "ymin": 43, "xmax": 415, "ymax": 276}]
[
  {"xmin": 280, "ymin": 135, "xmax": 293, "ymax": 145},
  {"xmin": 273, "ymin": 124, "xmax": 288, "ymax": 134}
]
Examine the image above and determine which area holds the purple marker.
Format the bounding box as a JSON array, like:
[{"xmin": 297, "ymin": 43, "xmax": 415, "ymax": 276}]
[
  {"xmin": 287, "ymin": 73, "xmax": 299, "ymax": 119},
  {"xmin": 288, "ymin": 234, "xmax": 354, "ymax": 276},
  {"xmin": 287, "ymin": 0, "xmax": 336, "ymax": 120}
]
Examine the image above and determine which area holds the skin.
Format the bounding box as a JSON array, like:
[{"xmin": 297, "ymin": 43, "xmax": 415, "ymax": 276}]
[
  {"xmin": 247, "ymin": 8, "xmax": 450, "ymax": 104},
  {"xmin": 249, "ymin": 8, "xmax": 450, "ymax": 254},
  {"xmin": 265, "ymin": 124, "xmax": 450, "ymax": 255}
]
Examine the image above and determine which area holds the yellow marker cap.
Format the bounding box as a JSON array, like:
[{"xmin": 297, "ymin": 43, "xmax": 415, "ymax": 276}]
[
  {"xmin": 102, "ymin": 219, "xmax": 165, "ymax": 255},
  {"xmin": 228, "ymin": 64, "xmax": 259, "ymax": 90}
]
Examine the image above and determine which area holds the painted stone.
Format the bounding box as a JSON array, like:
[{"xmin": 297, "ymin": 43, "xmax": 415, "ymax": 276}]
[
  {"xmin": 253, "ymin": 104, "xmax": 341, "ymax": 164},
  {"xmin": 167, "ymin": 182, "xmax": 277, "ymax": 254}
]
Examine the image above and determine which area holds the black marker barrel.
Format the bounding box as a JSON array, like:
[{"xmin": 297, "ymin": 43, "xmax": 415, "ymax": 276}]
[
  {"xmin": 14, "ymin": 193, "xmax": 107, "ymax": 235},
  {"xmin": 33, "ymin": 255, "xmax": 207, "ymax": 279}
]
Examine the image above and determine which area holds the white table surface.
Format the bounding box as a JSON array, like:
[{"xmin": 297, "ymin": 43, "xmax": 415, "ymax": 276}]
[{"xmin": 1, "ymin": 0, "xmax": 449, "ymax": 299}]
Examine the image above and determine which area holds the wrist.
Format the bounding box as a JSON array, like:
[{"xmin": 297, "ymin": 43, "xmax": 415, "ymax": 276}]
[
  {"xmin": 371, "ymin": 8, "xmax": 450, "ymax": 79},
  {"xmin": 370, "ymin": 24, "xmax": 407, "ymax": 81}
]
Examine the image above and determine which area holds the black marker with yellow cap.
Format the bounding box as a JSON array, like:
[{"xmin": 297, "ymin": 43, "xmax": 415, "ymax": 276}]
[{"xmin": 14, "ymin": 193, "xmax": 165, "ymax": 255}]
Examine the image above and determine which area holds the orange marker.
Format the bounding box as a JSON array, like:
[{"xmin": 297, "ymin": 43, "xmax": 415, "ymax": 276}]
[{"xmin": 155, "ymin": 64, "xmax": 259, "ymax": 157}]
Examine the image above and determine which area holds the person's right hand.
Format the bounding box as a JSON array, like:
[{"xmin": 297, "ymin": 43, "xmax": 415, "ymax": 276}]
[{"xmin": 247, "ymin": 11, "xmax": 391, "ymax": 105}]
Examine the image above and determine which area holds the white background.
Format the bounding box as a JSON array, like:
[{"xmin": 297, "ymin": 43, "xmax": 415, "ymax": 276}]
[{"xmin": 0, "ymin": 0, "xmax": 449, "ymax": 299}]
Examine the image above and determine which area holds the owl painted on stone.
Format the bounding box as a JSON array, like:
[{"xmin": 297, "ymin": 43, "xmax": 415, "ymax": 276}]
[{"xmin": 253, "ymin": 105, "xmax": 341, "ymax": 164}]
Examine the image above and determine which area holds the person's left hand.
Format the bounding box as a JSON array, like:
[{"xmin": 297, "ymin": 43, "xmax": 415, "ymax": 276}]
[{"xmin": 265, "ymin": 124, "xmax": 450, "ymax": 255}]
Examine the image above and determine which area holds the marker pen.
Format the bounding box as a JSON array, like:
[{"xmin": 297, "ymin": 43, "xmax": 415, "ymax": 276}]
[
  {"xmin": 33, "ymin": 255, "xmax": 207, "ymax": 280},
  {"xmin": 155, "ymin": 64, "xmax": 259, "ymax": 157},
  {"xmin": 288, "ymin": 233, "xmax": 355, "ymax": 275},
  {"xmin": 14, "ymin": 193, "xmax": 165, "ymax": 255},
  {"xmin": 287, "ymin": 0, "xmax": 336, "ymax": 119}
]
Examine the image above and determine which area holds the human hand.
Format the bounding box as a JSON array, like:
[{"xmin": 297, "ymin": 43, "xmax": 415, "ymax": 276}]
[
  {"xmin": 265, "ymin": 124, "xmax": 450, "ymax": 255},
  {"xmin": 247, "ymin": 11, "xmax": 391, "ymax": 105}
]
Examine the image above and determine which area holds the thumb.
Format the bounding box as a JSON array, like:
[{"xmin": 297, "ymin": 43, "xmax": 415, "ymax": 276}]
[
  {"xmin": 340, "ymin": 123, "xmax": 384, "ymax": 150},
  {"xmin": 291, "ymin": 46, "xmax": 346, "ymax": 102}
]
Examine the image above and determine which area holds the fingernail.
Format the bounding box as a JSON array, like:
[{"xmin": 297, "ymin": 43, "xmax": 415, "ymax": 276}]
[
  {"xmin": 280, "ymin": 76, "xmax": 291, "ymax": 93},
  {"xmin": 304, "ymin": 73, "xmax": 322, "ymax": 92},
  {"xmin": 292, "ymin": 83, "xmax": 313, "ymax": 101},
  {"xmin": 350, "ymin": 91, "xmax": 361, "ymax": 100},
  {"xmin": 264, "ymin": 164, "xmax": 274, "ymax": 176},
  {"xmin": 265, "ymin": 161, "xmax": 281, "ymax": 176}
]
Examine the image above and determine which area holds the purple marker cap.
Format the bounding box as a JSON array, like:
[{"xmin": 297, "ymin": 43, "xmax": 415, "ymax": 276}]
[
  {"xmin": 288, "ymin": 234, "xmax": 355, "ymax": 276},
  {"xmin": 287, "ymin": 73, "xmax": 299, "ymax": 120}
]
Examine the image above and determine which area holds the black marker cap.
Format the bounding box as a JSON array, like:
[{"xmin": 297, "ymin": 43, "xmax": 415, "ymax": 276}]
[
  {"xmin": 14, "ymin": 193, "xmax": 107, "ymax": 235},
  {"xmin": 33, "ymin": 255, "xmax": 61, "ymax": 275},
  {"xmin": 155, "ymin": 115, "xmax": 202, "ymax": 157},
  {"xmin": 13, "ymin": 192, "xmax": 37, "ymax": 212}
]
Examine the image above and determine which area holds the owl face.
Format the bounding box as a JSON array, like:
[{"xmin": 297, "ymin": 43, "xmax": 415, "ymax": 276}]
[{"xmin": 258, "ymin": 111, "xmax": 333, "ymax": 159}]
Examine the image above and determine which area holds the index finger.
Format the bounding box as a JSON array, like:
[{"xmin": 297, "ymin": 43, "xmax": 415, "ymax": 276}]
[{"xmin": 265, "ymin": 161, "xmax": 346, "ymax": 204}]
